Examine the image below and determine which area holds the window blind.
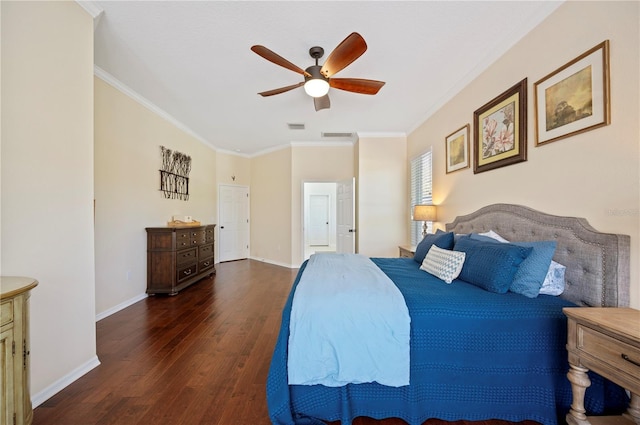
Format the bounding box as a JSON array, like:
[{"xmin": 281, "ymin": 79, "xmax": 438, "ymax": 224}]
[{"xmin": 410, "ymin": 148, "xmax": 433, "ymax": 245}]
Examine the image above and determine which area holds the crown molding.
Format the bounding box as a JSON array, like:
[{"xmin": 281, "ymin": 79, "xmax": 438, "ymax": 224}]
[
  {"xmin": 356, "ymin": 132, "xmax": 407, "ymax": 139},
  {"xmin": 248, "ymin": 142, "xmax": 292, "ymax": 159},
  {"xmin": 290, "ymin": 141, "xmax": 354, "ymax": 148},
  {"xmin": 94, "ymin": 65, "xmax": 218, "ymax": 151},
  {"xmin": 216, "ymin": 148, "xmax": 252, "ymax": 159}
]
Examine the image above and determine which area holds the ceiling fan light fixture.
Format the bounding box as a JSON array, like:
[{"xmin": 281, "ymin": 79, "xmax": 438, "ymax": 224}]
[{"xmin": 304, "ymin": 78, "xmax": 330, "ymax": 98}]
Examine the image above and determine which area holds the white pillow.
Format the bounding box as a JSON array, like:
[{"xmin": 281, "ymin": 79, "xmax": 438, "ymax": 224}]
[
  {"xmin": 479, "ymin": 229, "xmax": 509, "ymax": 242},
  {"xmin": 420, "ymin": 245, "xmax": 466, "ymax": 284},
  {"xmin": 539, "ymin": 261, "xmax": 566, "ymax": 295}
]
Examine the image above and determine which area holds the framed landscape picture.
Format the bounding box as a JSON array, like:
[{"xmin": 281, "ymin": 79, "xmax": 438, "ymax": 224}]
[
  {"xmin": 534, "ymin": 40, "xmax": 610, "ymax": 146},
  {"xmin": 445, "ymin": 124, "xmax": 470, "ymax": 173},
  {"xmin": 473, "ymin": 79, "xmax": 527, "ymax": 174}
]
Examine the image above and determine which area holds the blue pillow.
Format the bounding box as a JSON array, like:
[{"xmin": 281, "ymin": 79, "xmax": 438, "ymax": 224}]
[
  {"xmin": 470, "ymin": 234, "xmax": 557, "ymax": 298},
  {"xmin": 508, "ymin": 240, "xmax": 557, "ymax": 298},
  {"xmin": 413, "ymin": 232, "xmax": 454, "ymax": 263},
  {"xmin": 453, "ymin": 236, "xmax": 532, "ymax": 293}
]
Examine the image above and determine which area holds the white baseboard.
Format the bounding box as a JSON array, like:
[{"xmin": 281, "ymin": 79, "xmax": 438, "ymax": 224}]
[
  {"xmin": 95, "ymin": 293, "xmax": 148, "ymax": 322},
  {"xmin": 249, "ymin": 256, "xmax": 297, "ymax": 269},
  {"xmin": 32, "ymin": 355, "xmax": 101, "ymax": 408}
]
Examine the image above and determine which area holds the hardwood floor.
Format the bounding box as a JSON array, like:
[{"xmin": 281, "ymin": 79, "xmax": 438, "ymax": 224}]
[{"xmin": 33, "ymin": 260, "xmax": 540, "ymax": 425}]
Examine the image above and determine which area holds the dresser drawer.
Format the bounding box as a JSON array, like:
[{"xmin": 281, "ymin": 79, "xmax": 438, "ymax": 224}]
[
  {"xmin": 176, "ymin": 248, "xmax": 197, "ymax": 265},
  {"xmin": 199, "ymin": 243, "xmax": 213, "ymax": 259},
  {"xmin": 176, "ymin": 229, "xmax": 192, "ymax": 248},
  {"xmin": 578, "ymin": 324, "xmax": 640, "ymax": 380},
  {"xmin": 0, "ymin": 299, "xmax": 13, "ymax": 327},
  {"xmin": 199, "ymin": 257, "xmax": 214, "ymax": 272},
  {"xmin": 177, "ymin": 264, "xmax": 198, "ymax": 283},
  {"xmin": 205, "ymin": 227, "xmax": 214, "ymax": 242}
]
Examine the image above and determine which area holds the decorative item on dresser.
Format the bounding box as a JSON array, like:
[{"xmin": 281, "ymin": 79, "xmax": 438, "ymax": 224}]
[
  {"xmin": 398, "ymin": 245, "xmax": 416, "ymax": 258},
  {"xmin": 564, "ymin": 307, "xmax": 640, "ymax": 425},
  {"xmin": 146, "ymin": 224, "xmax": 216, "ymax": 295},
  {"xmin": 1, "ymin": 276, "xmax": 38, "ymax": 425}
]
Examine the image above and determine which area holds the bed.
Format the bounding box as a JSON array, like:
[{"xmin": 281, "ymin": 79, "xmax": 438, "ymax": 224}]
[{"xmin": 266, "ymin": 204, "xmax": 631, "ymax": 425}]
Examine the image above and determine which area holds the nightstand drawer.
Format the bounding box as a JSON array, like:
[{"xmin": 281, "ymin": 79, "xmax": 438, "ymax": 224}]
[
  {"xmin": 579, "ymin": 324, "xmax": 640, "ymax": 380},
  {"xmin": 399, "ymin": 245, "xmax": 416, "ymax": 258}
]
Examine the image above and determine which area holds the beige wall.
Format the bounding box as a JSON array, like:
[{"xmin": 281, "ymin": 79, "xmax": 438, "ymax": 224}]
[
  {"xmin": 94, "ymin": 76, "xmax": 218, "ymax": 317},
  {"xmin": 216, "ymin": 151, "xmax": 251, "ymax": 187},
  {"xmin": 250, "ymin": 148, "xmax": 292, "ymax": 266},
  {"xmin": 1, "ymin": 1, "xmax": 97, "ymax": 403},
  {"xmin": 356, "ymin": 135, "xmax": 407, "ymax": 257},
  {"xmin": 291, "ymin": 144, "xmax": 354, "ymax": 265},
  {"xmin": 408, "ymin": 1, "xmax": 640, "ymax": 308}
]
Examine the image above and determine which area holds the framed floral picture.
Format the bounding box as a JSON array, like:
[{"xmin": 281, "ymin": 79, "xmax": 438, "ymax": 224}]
[
  {"xmin": 534, "ymin": 40, "xmax": 610, "ymax": 146},
  {"xmin": 445, "ymin": 124, "xmax": 470, "ymax": 173},
  {"xmin": 473, "ymin": 79, "xmax": 527, "ymax": 174}
]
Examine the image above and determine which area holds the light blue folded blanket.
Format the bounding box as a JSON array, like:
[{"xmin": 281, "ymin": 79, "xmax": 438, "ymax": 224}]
[{"xmin": 287, "ymin": 253, "xmax": 410, "ymax": 387}]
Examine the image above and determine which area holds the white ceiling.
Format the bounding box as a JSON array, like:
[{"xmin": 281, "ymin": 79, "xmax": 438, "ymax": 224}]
[{"xmin": 89, "ymin": 1, "xmax": 563, "ymax": 157}]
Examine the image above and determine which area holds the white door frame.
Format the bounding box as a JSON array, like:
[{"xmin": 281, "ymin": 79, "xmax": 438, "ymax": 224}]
[
  {"xmin": 301, "ymin": 181, "xmax": 338, "ymax": 261},
  {"xmin": 302, "ymin": 180, "xmax": 355, "ymax": 260}
]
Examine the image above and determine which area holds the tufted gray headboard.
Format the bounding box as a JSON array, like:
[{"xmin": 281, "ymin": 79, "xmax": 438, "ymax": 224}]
[{"xmin": 445, "ymin": 204, "xmax": 630, "ymax": 307}]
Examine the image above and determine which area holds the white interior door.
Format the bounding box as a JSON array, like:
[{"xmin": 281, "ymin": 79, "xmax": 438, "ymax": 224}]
[
  {"xmin": 218, "ymin": 185, "xmax": 249, "ymax": 262},
  {"xmin": 308, "ymin": 194, "xmax": 330, "ymax": 246},
  {"xmin": 337, "ymin": 178, "xmax": 355, "ymax": 254}
]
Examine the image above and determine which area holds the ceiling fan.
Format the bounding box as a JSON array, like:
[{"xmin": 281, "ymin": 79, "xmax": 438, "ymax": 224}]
[{"xmin": 251, "ymin": 32, "xmax": 385, "ymax": 111}]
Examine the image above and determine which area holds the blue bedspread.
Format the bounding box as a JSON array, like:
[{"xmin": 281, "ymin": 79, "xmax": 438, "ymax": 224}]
[
  {"xmin": 266, "ymin": 258, "xmax": 628, "ymax": 425},
  {"xmin": 288, "ymin": 253, "xmax": 410, "ymax": 387}
]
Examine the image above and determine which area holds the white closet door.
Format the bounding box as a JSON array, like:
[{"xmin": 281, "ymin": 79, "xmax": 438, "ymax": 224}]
[
  {"xmin": 308, "ymin": 194, "xmax": 330, "ymax": 246},
  {"xmin": 336, "ymin": 178, "xmax": 355, "ymax": 254},
  {"xmin": 218, "ymin": 185, "xmax": 249, "ymax": 262}
]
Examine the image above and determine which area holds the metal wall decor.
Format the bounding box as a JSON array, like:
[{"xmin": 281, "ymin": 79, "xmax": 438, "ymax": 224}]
[{"xmin": 159, "ymin": 146, "xmax": 191, "ymax": 200}]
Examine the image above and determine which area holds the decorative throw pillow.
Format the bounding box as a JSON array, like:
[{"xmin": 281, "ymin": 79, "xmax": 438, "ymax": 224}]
[
  {"xmin": 539, "ymin": 261, "xmax": 566, "ymax": 295},
  {"xmin": 420, "ymin": 245, "xmax": 466, "ymax": 284},
  {"xmin": 413, "ymin": 231, "xmax": 455, "ymax": 263},
  {"xmin": 473, "ymin": 231, "xmax": 561, "ymax": 297},
  {"xmin": 508, "ymin": 240, "xmax": 557, "ymax": 298},
  {"xmin": 453, "ymin": 236, "xmax": 532, "ymax": 293}
]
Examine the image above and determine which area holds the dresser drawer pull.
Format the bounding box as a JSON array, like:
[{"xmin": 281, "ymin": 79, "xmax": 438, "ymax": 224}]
[
  {"xmin": 621, "ymin": 353, "xmax": 640, "ymax": 368},
  {"xmin": 183, "ymin": 269, "xmax": 192, "ymax": 276}
]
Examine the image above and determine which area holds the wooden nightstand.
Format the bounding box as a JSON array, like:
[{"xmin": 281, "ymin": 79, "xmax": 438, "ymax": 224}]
[
  {"xmin": 398, "ymin": 245, "xmax": 416, "ymax": 258},
  {"xmin": 563, "ymin": 307, "xmax": 640, "ymax": 425}
]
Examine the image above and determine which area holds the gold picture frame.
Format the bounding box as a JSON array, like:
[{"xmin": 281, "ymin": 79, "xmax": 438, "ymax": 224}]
[
  {"xmin": 534, "ymin": 40, "xmax": 610, "ymax": 146},
  {"xmin": 445, "ymin": 124, "xmax": 470, "ymax": 174},
  {"xmin": 473, "ymin": 79, "xmax": 527, "ymax": 174}
]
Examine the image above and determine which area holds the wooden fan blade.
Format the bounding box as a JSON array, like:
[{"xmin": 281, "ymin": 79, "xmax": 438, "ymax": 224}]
[
  {"xmin": 258, "ymin": 82, "xmax": 304, "ymax": 97},
  {"xmin": 251, "ymin": 45, "xmax": 311, "ymax": 77},
  {"xmin": 329, "ymin": 78, "xmax": 385, "ymax": 95},
  {"xmin": 320, "ymin": 32, "xmax": 367, "ymax": 78},
  {"xmin": 314, "ymin": 94, "xmax": 330, "ymax": 111}
]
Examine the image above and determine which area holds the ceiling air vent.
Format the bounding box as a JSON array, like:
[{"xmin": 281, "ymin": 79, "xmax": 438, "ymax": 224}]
[
  {"xmin": 287, "ymin": 123, "xmax": 305, "ymax": 130},
  {"xmin": 321, "ymin": 132, "xmax": 355, "ymax": 138}
]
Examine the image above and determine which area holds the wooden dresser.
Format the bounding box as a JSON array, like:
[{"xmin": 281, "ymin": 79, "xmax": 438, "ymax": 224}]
[
  {"xmin": 146, "ymin": 224, "xmax": 216, "ymax": 295},
  {"xmin": 1, "ymin": 276, "xmax": 38, "ymax": 425},
  {"xmin": 564, "ymin": 307, "xmax": 640, "ymax": 425}
]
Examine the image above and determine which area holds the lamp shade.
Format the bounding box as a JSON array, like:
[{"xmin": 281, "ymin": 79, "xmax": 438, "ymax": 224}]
[{"xmin": 412, "ymin": 205, "xmax": 437, "ymax": 221}]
